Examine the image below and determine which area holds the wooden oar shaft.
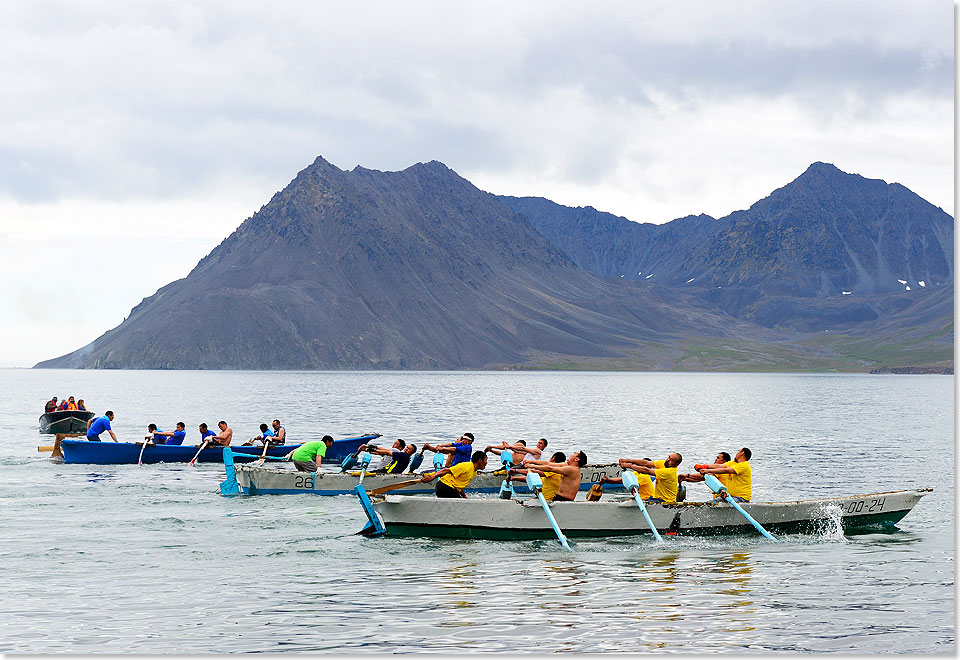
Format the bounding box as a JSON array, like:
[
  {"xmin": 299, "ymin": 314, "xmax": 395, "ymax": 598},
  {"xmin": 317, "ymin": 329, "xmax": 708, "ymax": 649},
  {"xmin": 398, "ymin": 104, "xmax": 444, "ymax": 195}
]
[
  {"xmin": 189, "ymin": 440, "xmax": 209, "ymax": 466},
  {"xmin": 369, "ymin": 478, "xmax": 427, "ymax": 496}
]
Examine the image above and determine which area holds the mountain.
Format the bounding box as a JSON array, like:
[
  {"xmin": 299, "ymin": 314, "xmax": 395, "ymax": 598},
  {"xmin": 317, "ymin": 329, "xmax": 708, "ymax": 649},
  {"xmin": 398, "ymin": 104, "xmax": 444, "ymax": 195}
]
[
  {"xmin": 36, "ymin": 159, "xmax": 953, "ymax": 371},
  {"xmin": 500, "ymin": 162, "xmax": 954, "ymax": 332},
  {"xmin": 36, "ymin": 158, "xmax": 752, "ymax": 370}
]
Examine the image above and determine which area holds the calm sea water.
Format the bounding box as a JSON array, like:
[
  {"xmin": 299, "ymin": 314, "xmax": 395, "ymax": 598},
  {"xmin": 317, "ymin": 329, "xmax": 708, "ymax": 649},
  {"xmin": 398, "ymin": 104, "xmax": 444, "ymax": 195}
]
[{"xmin": 0, "ymin": 370, "xmax": 953, "ymax": 653}]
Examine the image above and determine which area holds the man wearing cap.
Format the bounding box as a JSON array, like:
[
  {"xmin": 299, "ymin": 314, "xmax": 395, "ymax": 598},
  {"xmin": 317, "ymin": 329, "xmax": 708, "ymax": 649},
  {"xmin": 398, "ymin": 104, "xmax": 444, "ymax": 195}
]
[
  {"xmin": 423, "ymin": 433, "xmax": 474, "ymax": 467},
  {"xmin": 44, "ymin": 396, "xmax": 58, "ymax": 413},
  {"xmin": 86, "ymin": 411, "xmax": 118, "ymax": 442}
]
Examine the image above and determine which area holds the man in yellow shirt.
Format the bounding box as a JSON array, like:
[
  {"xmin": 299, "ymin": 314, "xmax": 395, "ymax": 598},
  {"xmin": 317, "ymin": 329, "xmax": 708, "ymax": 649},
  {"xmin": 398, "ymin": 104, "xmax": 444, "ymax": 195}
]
[
  {"xmin": 680, "ymin": 451, "xmax": 731, "ymax": 499},
  {"xmin": 508, "ymin": 451, "xmax": 566, "ymax": 501},
  {"xmin": 616, "ymin": 452, "xmax": 682, "ymax": 503},
  {"xmin": 696, "ymin": 447, "xmax": 752, "ymax": 502},
  {"xmin": 598, "ymin": 457, "xmax": 656, "ymax": 500},
  {"xmin": 421, "ymin": 450, "xmax": 488, "ymax": 498}
]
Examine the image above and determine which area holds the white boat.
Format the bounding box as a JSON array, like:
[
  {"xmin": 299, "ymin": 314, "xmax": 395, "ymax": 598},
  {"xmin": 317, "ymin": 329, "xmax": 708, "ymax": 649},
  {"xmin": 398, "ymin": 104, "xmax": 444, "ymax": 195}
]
[
  {"xmin": 358, "ymin": 488, "xmax": 932, "ymax": 539},
  {"xmin": 229, "ymin": 461, "xmax": 625, "ymax": 495}
]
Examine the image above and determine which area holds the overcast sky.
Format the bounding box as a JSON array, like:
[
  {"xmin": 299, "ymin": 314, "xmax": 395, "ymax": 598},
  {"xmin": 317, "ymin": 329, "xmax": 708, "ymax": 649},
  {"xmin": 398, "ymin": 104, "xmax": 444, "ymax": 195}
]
[{"xmin": 0, "ymin": 1, "xmax": 953, "ymax": 367}]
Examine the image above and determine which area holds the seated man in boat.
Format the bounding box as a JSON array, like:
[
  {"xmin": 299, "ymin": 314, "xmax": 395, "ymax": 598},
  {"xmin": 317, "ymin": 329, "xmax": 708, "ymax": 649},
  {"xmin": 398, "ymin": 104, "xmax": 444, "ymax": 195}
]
[
  {"xmin": 598, "ymin": 457, "xmax": 657, "ymax": 500},
  {"xmin": 679, "ymin": 451, "xmax": 731, "ymax": 499},
  {"xmin": 152, "ymin": 422, "xmax": 187, "ymax": 446},
  {"xmin": 508, "ymin": 451, "xmax": 566, "ymax": 501},
  {"xmin": 146, "ymin": 423, "xmax": 165, "ymax": 444},
  {"xmin": 522, "ymin": 450, "xmax": 587, "ymax": 501},
  {"xmin": 198, "ymin": 423, "xmax": 218, "ymax": 443},
  {"xmin": 486, "ymin": 438, "xmax": 548, "ymax": 466},
  {"xmin": 269, "ymin": 419, "xmax": 286, "ymax": 445},
  {"xmin": 617, "ymin": 453, "xmax": 682, "ymax": 503},
  {"xmin": 63, "ymin": 396, "xmax": 78, "ymax": 410},
  {"xmin": 205, "ymin": 421, "xmax": 234, "ymax": 446},
  {"xmin": 44, "ymin": 396, "xmax": 58, "ymax": 412},
  {"xmin": 86, "ymin": 411, "xmax": 118, "ymax": 442},
  {"xmin": 243, "ymin": 423, "xmax": 274, "ymax": 446},
  {"xmin": 371, "ymin": 442, "xmax": 417, "ymax": 474},
  {"xmin": 284, "ymin": 435, "xmax": 335, "ymax": 472},
  {"xmin": 689, "ymin": 447, "xmax": 752, "ymax": 502},
  {"xmin": 369, "ymin": 439, "xmax": 405, "ymax": 469},
  {"xmin": 420, "ymin": 449, "xmax": 488, "ymax": 498},
  {"xmin": 423, "ymin": 433, "xmax": 474, "ymax": 468}
]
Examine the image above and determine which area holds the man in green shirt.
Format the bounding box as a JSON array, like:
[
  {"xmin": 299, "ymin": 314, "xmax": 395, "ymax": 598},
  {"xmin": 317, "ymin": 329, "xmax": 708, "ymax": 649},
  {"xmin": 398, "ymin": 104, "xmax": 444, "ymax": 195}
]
[{"xmin": 285, "ymin": 435, "xmax": 334, "ymax": 472}]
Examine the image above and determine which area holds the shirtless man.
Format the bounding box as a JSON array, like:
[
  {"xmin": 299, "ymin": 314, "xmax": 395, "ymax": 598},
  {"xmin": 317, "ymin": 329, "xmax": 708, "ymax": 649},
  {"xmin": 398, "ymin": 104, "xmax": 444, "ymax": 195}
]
[
  {"xmin": 207, "ymin": 420, "xmax": 233, "ymax": 446},
  {"xmin": 487, "ymin": 438, "xmax": 548, "ymax": 465},
  {"xmin": 522, "ymin": 450, "xmax": 587, "ymax": 501}
]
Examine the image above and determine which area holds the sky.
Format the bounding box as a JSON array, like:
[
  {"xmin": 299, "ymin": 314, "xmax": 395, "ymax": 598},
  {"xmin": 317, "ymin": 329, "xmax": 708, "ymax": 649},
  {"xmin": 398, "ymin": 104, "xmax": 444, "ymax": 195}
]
[{"xmin": 0, "ymin": 1, "xmax": 954, "ymax": 367}]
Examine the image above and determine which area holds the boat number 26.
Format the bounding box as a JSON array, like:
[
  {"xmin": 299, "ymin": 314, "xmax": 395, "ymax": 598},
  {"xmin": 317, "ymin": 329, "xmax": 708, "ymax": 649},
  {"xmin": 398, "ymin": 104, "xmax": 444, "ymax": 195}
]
[
  {"xmin": 845, "ymin": 498, "xmax": 885, "ymax": 514},
  {"xmin": 294, "ymin": 475, "xmax": 314, "ymax": 489}
]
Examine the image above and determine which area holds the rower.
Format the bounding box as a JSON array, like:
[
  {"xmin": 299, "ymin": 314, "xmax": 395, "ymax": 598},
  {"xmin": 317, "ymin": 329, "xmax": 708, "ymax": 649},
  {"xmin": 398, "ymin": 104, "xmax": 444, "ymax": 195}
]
[
  {"xmin": 680, "ymin": 451, "xmax": 731, "ymax": 499},
  {"xmin": 198, "ymin": 423, "xmax": 218, "ymax": 443},
  {"xmin": 523, "ymin": 450, "xmax": 587, "ymax": 502},
  {"xmin": 86, "ymin": 411, "xmax": 118, "ymax": 442},
  {"xmin": 617, "ymin": 453, "xmax": 682, "ymax": 503},
  {"xmin": 285, "ymin": 435, "xmax": 334, "ymax": 472},
  {"xmin": 269, "ymin": 419, "xmax": 287, "ymax": 445},
  {"xmin": 423, "ymin": 433, "xmax": 474, "ymax": 468},
  {"xmin": 153, "ymin": 422, "xmax": 187, "ymax": 446},
  {"xmin": 693, "ymin": 447, "xmax": 753, "ymax": 502},
  {"xmin": 361, "ymin": 442, "xmax": 417, "ymax": 474},
  {"xmin": 598, "ymin": 457, "xmax": 656, "ymax": 500},
  {"xmin": 509, "ymin": 451, "xmax": 566, "ymax": 501},
  {"xmin": 420, "ymin": 450, "xmax": 487, "ymax": 498}
]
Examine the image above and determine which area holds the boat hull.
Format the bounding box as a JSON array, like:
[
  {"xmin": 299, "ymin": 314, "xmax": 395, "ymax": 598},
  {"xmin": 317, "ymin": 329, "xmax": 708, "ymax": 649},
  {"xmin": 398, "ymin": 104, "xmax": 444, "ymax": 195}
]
[
  {"xmin": 236, "ymin": 463, "xmax": 625, "ymax": 496},
  {"xmin": 39, "ymin": 410, "xmax": 95, "ymax": 434},
  {"xmin": 60, "ymin": 433, "xmax": 380, "ymax": 465},
  {"xmin": 371, "ymin": 489, "xmax": 931, "ymax": 539}
]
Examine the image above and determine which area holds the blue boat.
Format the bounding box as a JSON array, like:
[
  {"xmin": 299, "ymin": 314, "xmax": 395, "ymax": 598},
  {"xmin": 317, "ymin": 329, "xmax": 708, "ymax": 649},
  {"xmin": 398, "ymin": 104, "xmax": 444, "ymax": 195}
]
[{"xmin": 59, "ymin": 433, "xmax": 381, "ymax": 465}]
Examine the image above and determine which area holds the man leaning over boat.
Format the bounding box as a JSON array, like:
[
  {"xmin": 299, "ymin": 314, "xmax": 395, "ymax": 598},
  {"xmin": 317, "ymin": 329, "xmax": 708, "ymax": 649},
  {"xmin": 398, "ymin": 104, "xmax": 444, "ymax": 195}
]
[
  {"xmin": 683, "ymin": 447, "xmax": 753, "ymax": 502},
  {"xmin": 617, "ymin": 453, "xmax": 682, "ymax": 503},
  {"xmin": 86, "ymin": 411, "xmax": 118, "ymax": 442},
  {"xmin": 507, "ymin": 451, "xmax": 566, "ymax": 501},
  {"xmin": 521, "ymin": 450, "xmax": 588, "ymax": 502},
  {"xmin": 420, "ymin": 449, "xmax": 488, "ymax": 498},
  {"xmin": 285, "ymin": 435, "xmax": 335, "ymax": 472}
]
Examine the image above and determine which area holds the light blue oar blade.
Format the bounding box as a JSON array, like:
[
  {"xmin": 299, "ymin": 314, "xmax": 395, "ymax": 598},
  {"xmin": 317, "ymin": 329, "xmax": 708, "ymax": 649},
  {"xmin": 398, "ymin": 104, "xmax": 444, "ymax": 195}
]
[
  {"xmin": 622, "ymin": 471, "xmax": 661, "ymax": 541},
  {"xmin": 536, "ymin": 492, "xmax": 570, "ymax": 549},
  {"xmin": 703, "ymin": 474, "xmax": 777, "ymax": 541},
  {"xmin": 354, "ymin": 484, "xmax": 387, "ymax": 536},
  {"xmin": 219, "ymin": 447, "xmax": 241, "ymax": 496}
]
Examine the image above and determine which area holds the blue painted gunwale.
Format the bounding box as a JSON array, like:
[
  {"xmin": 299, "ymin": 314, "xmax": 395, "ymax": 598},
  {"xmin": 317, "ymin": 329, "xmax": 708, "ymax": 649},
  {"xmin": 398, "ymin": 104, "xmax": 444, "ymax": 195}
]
[{"xmin": 60, "ymin": 433, "xmax": 380, "ymax": 465}]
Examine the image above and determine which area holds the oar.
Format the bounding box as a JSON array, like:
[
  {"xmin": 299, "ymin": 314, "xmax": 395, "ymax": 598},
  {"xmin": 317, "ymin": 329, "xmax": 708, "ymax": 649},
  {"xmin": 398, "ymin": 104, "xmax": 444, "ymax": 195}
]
[
  {"xmin": 621, "ymin": 471, "xmax": 662, "ymax": 541},
  {"xmin": 369, "ymin": 477, "xmax": 428, "ymax": 496},
  {"xmin": 256, "ymin": 440, "xmax": 271, "ymax": 467},
  {"xmin": 704, "ymin": 474, "xmax": 777, "ymax": 541},
  {"xmin": 525, "ymin": 471, "xmax": 570, "ymax": 549},
  {"xmin": 219, "ymin": 447, "xmax": 242, "ymax": 496},
  {"xmin": 407, "ymin": 446, "xmax": 426, "ymax": 473},
  {"xmin": 354, "ymin": 452, "xmax": 373, "ymax": 486},
  {"xmin": 189, "ymin": 440, "xmax": 210, "ymax": 467},
  {"xmin": 498, "ymin": 449, "xmax": 515, "ymax": 499},
  {"xmin": 137, "ymin": 439, "xmax": 152, "ymax": 467}
]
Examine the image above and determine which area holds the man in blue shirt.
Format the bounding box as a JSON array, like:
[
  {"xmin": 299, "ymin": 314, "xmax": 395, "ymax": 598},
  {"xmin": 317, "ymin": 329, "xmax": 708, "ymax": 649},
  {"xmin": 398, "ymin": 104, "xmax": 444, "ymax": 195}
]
[
  {"xmin": 198, "ymin": 423, "xmax": 217, "ymax": 442},
  {"xmin": 86, "ymin": 411, "xmax": 117, "ymax": 442},
  {"xmin": 153, "ymin": 422, "xmax": 187, "ymax": 446},
  {"xmin": 423, "ymin": 433, "xmax": 474, "ymax": 467}
]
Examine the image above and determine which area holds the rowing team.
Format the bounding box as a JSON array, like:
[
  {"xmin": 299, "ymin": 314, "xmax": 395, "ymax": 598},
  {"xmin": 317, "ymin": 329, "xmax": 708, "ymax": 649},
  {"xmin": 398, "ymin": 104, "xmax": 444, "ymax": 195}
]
[{"xmin": 409, "ymin": 443, "xmax": 754, "ymax": 504}]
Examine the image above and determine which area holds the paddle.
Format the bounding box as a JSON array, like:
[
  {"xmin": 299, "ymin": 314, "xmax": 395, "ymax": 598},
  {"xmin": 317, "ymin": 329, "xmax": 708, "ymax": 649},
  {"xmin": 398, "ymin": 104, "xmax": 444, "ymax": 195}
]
[
  {"xmin": 432, "ymin": 452, "xmax": 445, "ymax": 470},
  {"xmin": 498, "ymin": 449, "xmax": 515, "ymax": 499},
  {"xmin": 256, "ymin": 440, "xmax": 271, "ymax": 467},
  {"xmin": 622, "ymin": 471, "xmax": 662, "ymax": 541},
  {"xmin": 189, "ymin": 440, "xmax": 210, "ymax": 467},
  {"xmin": 525, "ymin": 471, "xmax": 570, "ymax": 549},
  {"xmin": 704, "ymin": 474, "xmax": 777, "ymax": 541},
  {"xmin": 354, "ymin": 452, "xmax": 373, "ymax": 486},
  {"xmin": 407, "ymin": 446, "xmax": 426, "ymax": 473},
  {"xmin": 219, "ymin": 447, "xmax": 241, "ymax": 496},
  {"xmin": 369, "ymin": 477, "xmax": 427, "ymax": 496},
  {"xmin": 137, "ymin": 439, "xmax": 153, "ymax": 467}
]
